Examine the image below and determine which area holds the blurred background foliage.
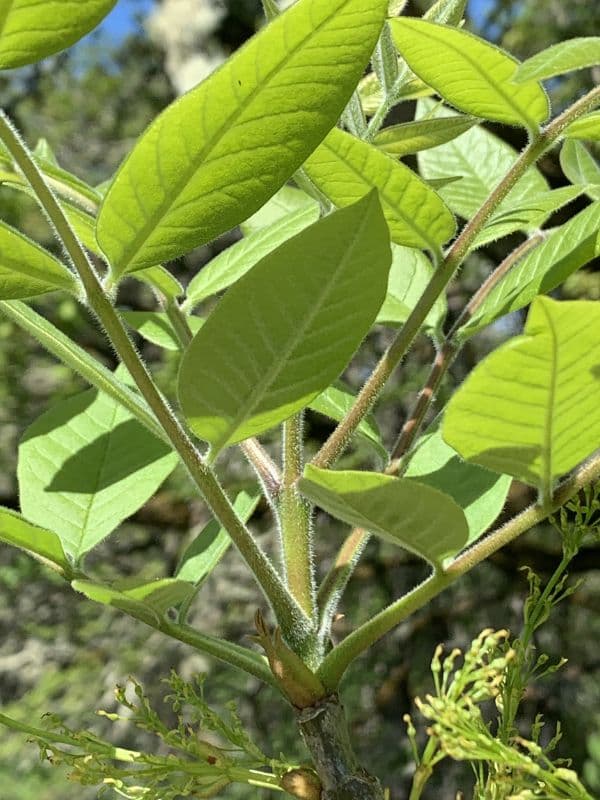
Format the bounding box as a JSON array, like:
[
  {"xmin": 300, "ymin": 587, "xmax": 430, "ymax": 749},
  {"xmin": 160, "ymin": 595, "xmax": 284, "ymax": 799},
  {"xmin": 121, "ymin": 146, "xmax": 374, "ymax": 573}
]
[{"xmin": 0, "ymin": 1, "xmax": 599, "ymax": 798}]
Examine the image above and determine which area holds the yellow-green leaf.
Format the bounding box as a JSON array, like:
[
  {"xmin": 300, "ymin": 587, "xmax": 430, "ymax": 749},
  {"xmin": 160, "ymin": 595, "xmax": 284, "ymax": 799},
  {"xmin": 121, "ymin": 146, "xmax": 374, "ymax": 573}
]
[
  {"xmin": 513, "ymin": 37, "xmax": 600, "ymax": 83},
  {"xmin": 390, "ymin": 18, "xmax": 549, "ymax": 129},
  {"xmin": 374, "ymin": 115, "xmax": 477, "ymax": 158},
  {"xmin": 304, "ymin": 127, "xmax": 455, "ymax": 251},
  {"xmin": 443, "ymin": 297, "xmax": 600, "ymax": 504},
  {"xmin": 564, "ymin": 111, "xmax": 600, "ymax": 142},
  {"xmin": 96, "ymin": 0, "xmax": 388, "ymax": 277}
]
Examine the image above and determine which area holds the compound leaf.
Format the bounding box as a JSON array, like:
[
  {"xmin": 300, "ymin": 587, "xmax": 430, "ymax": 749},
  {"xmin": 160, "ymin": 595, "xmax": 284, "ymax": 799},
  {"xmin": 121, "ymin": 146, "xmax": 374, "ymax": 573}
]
[
  {"xmin": 178, "ymin": 193, "xmax": 391, "ymax": 455},
  {"xmin": 0, "ymin": 0, "xmax": 117, "ymax": 68},
  {"xmin": 299, "ymin": 465, "xmax": 469, "ymax": 569},
  {"xmin": 390, "ymin": 18, "xmax": 549, "ymax": 129},
  {"xmin": 96, "ymin": 0, "xmax": 388, "ymax": 276},
  {"xmin": 304, "ymin": 127, "xmax": 456, "ymax": 251},
  {"xmin": 18, "ymin": 384, "xmax": 177, "ymax": 563},
  {"xmin": 444, "ymin": 297, "xmax": 600, "ymax": 503},
  {"xmin": 459, "ymin": 201, "xmax": 600, "ymax": 339}
]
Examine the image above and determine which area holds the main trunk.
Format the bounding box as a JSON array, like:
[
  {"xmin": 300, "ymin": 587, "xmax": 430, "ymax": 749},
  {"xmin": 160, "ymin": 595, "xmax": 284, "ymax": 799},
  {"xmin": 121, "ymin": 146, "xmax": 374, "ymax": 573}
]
[{"xmin": 296, "ymin": 695, "xmax": 385, "ymax": 800}]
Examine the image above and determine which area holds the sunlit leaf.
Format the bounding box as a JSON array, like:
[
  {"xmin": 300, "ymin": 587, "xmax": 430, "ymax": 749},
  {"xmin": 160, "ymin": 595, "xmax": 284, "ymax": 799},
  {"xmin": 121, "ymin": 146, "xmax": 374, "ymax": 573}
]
[
  {"xmin": 390, "ymin": 18, "xmax": 549, "ymax": 129},
  {"xmin": 299, "ymin": 465, "xmax": 469, "ymax": 569},
  {"xmin": 96, "ymin": 0, "xmax": 388, "ymax": 276},
  {"xmin": 405, "ymin": 428, "xmax": 511, "ymax": 545},
  {"xmin": 240, "ymin": 185, "xmax": 319, "ymax": 236},
  {"xmin": 444, "ymin": 297, "xmax": 600, "ymax": 503},
  {"xmin": 374, "ymin": 115, "xmax": 477, "ymax": 158},
  {"xmin": 121, "ymin": 311, "xmax": 204, "ymax": 351},
  {"xmin": 564, "ymin": 111, "xmax": 600, "ymax": 142},
  {"xmin": 176, "ymin": 491, "xmax": 260, "ymax": 585},
  {"xmin": 459, "ymin": 201, "xmax": 600, "ymax": 339},
  {"xmin": 18, "ymin": 383, "xmax": 177, "ymax": 563},
  {"xmin": 560, "ymin": 139, "xmax": 600, "ymax": 201},
  {"xmin": 304, "ymin": 127, "xmax": 456, "ymax": 251},
  {"xmin": 178, "ymin": 193, "xmax": 391, "ymax": 455},
  {"xmin": 0, "ymin": 221, "xmax": 78, "ymax": 299},
  {"xmin": 0, "ymin": 0, "xmax": 117, "ymax": 68},
  {"xmin": 417, "ymin": 101, "xmax": 548, "ymax": 221},
  {"xmin": 184, "ymin": 203, "xmax": 320, "ymax": 309},
  {"xmin": 0, "ymin": 507, "xmax": 71, "ymax": 573},
  {"xmin": 513, "ymin": 37, "xmax": 600, "ymax": 83}
]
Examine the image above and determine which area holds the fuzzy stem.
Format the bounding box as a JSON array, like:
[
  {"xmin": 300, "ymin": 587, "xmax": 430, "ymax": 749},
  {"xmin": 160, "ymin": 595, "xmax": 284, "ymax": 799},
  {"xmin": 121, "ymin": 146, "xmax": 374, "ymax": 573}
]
[
  {"xmin": 0, "ymin": 109, "xmax": 307, "ymax": 645},
  {"xmin": 389, "ymin": 232, "xmax": 546, "ymax": 468},
  {"xmin": 279, "ymin": 412, "xmax": 316, "ymax": 620},
  {"xmin": 317, "ymin": 450, "xmax": 600, "ymax": 690},
  {"xmin": 311, "ymin": 84, "xmax": 600, "ymax": 472}
]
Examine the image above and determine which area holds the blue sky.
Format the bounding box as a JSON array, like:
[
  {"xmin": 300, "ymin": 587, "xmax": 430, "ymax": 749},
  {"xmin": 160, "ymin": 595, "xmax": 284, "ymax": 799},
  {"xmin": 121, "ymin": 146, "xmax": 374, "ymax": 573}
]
[{"xmin": 99, "ymin": 0, "xmax": 490, "ymax": 42}]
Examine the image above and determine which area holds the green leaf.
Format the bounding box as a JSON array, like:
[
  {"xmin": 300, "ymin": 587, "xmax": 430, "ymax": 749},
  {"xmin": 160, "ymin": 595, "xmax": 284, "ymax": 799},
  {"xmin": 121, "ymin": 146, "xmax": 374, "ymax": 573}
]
[
  {"xmin": 0, "ymin": 507, "xmax": 71, "ymax": 573},
  {"xmin": 513, "ymin": 37, "xmax": 600, "ymax": 83},
  {"xmin": 358, "ymin": 72, "xmax": 433, "ymax": 116},
  {"xmin": 417, "ymin": 101, "xmax": 548, "ymax": 221},
  {"xmin": 299, "ymin": 465, "xmax": 469, "ymax": 568},
  {"xmin": 304, "ymin": 127, "xmax": 456, "ymax": 251},
  {"xmin": 0, "ymin": 221, "xmax": 78, "ymax": 299},
  {"xmin": 18, "ymin": 384, "xmax": 177, "ymax": 563},
  {"xmin": 560, "ymin": 139, "xmax": 600, "ymax": 201},
  {"xmin": 443, "ymin": 297, "xmax": 600, "ymax": 503},
  {"xmin": 178, "ymin": 193, "xmax": 391, "ymax": 455},
  {"xmin": 122, "ymin": 311, "xmax": 204, "ymax": 351},
  {"xmin": 72, "ymin": 579, "xmax": 194, "ymax": 625},
  {"xmin": 33, "ymin": 138, "xmax": 58, "ymax": 166},
  {"xmin": 390, "ymin": 18, "xmax": 549, "ymax": 129},
  {"xmin": 132, "ymin": 266, "xmax": 184, "ymax": 300},
  {"xmin": 240, "ymin": 185, "xmax": 319, "ymax": 236},
  {"xmin": 564, "ymin": 111, "xmax": 600, "ymax": 142},
  {"xmin": 184, "ymin": 203, "xmax": 320, "ymax": 310},
  {"xmin": 374, "ymin": 115, "xmax": 477, "ymax": 158},
  {"xmin": 459, "ymin": 201, "xmax": 600, "ymax": 340},
  {"xmin": 0, "ymin": 0, "xmax": 117, "ymax": 68},
  {"xmin": 308, "ymin": 384, "xmax": 388, "ymax": 463},
  {"xmin": 176, "ymin": 491, "xmax": 260, "ymax": 585},
  {"xmin": 96, "ymin": 0, "xmax": 388, "ymax": 276},
  {"xmin": 473, "ymin": 186, "xmax": 584, "ymax": 249},
  {"xmin": 423, "ymin": 0, "xmax": 467, "ymax": 25},
  {"xmin": 375, "ymin": 244, "xmax": 446, "ymax": 334},
  {"xmin": 405, "ymin": 428, "xmax": 511, "ymax": 546}
]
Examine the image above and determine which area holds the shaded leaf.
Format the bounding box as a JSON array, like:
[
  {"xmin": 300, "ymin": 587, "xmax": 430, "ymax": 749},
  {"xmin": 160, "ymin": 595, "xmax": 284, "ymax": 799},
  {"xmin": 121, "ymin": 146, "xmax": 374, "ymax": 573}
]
[
  {"xmin": 122, "ymin": 311, "xmax": 204, "ymax": 351},
  {"xmin": 0, "ymin": 221, "xmax": 78, "ymax": 299},
  {"xmin": 376, "ymin": 243, "xmax": 446, "ymax": 334},
  {"xmin": 513, "ymin": 37, "xmax": 600, "ymax": 83},
  {"xmin": 185, "ymin": 203, "xmax": 320, "ymax": 309},
  {"xmin": 178, "ymin": 193, "xmax": 391, "ymax": 455},
  {"xmin": 72, "ymin": 579, "xmax": 194, "ymax": 625},
  {"xmin": 176, "ymin": 491, "xmax": 260, "ymax": 585},
  {"xmin": 96, "ymin": 0, "xmax": 388, "ymax": 276},
  {"xmin": 0, "ymin": 507, "xmax": 71, "ymax": 573},
  {"xmin": 459, "ymin": 201, "xmax": 600, "ymax": 339},
  {"xmin": 0, "ymin": 0, "xmax": 117, "ymax": 68},
  {"xmin": 444, "ymin": 297, "xmax": 600, "ymax": 503},
  {"xmin": 299, "ymin": 465, "xmax": 468, "ymax": 569},
  {"xmin": 374, "ymin": 115, "xmax": 477, "ymax": 158},
  {"xmin": 390, "ymin": 18, "xmax": 549, "ymax": 129},
  {"xmin": 405, "ymin": 428, "xmax": 511, "ymax": 545},
  {"xmin": 18, "ymin": 384, "xmax": 177, "ymax": 563},
  {"xmin": 304, "ymin": 126, "xmax": 456, "ymax": 251}
]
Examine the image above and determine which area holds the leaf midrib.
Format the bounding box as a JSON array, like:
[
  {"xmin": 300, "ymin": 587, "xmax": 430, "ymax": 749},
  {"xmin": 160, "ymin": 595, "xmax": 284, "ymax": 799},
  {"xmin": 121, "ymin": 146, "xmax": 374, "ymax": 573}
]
[{"xmin": 111, "ymin": 0, "xmax": 359, "ymax": 273}]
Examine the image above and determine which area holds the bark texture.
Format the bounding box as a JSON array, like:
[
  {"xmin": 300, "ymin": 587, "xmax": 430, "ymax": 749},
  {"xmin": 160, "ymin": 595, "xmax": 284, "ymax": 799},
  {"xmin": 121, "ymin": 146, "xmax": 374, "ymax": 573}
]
[{"xmin": 297, "ymin": 695, "xmax": 385, "ymax": 800}]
